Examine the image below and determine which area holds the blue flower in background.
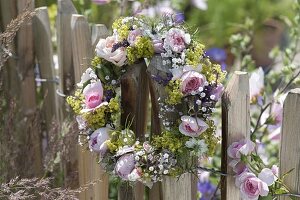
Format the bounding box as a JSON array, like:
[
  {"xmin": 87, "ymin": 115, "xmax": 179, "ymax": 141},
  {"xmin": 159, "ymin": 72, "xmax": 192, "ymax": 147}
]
[
  {"xmin": 205, "ymin": 48, "xmax": 227, "ymax": 70},
  {"xmin": 174, "ymin": 12, "xmax": 185, "ymax": 24},
  {"xmin": 198, "ymin": 181, "xmax": 217, "ymax": 200}
]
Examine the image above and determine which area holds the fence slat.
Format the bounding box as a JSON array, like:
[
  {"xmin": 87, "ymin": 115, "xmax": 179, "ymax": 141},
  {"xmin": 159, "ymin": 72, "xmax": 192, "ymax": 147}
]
[
  {"xmin": 33, "ymin": 7, "xmax": 58, "ymax": 132},
  {"xmin": 279, "ymin": 88, "xmax": 300, "ymax": 200},
  {"xmin": 221, "ymin": 71, "xmax": 250, "ymax": 200},
  {"xmin": 118, "ymin": 60, "xmax": 149, "ymax": 200},
  {"xmin": 71, "ymin": 14, "xmax": 108, "ymax": 200},
  {"xmin": 56, "ymin": 0, "xmax": 79, "ymax": 188},
  {"xmin": 147, "ymin": 55, "xmax": 197, "ymax": 200},
  {"xmin": 91, "ymin": 24, "xmax": 108, "ymax": 49}
]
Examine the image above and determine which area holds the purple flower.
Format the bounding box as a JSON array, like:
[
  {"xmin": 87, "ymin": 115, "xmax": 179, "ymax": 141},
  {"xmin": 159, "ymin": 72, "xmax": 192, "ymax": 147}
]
[
  {"xmin": 88, "ymin": 127, "xmax": 111, "ymax": 155},
  {"xmin": 210, "ymin": 84, "xmax": 224, "ymax": 101},
  {"xmin": 197, "ymin": 181, "xmax": 217, "ymax": 200},
  {"xmin": 174, "ymin": 12, "xmax": 185, "ymax": 24},
  {"xmin": 227, "ymin": 139, "xmax": 255, "ymax": 159},
  {"xmin": 92, "ymin": 0, "xmax": 111, "ymax": 5},
  {"xmin": 115, "ymin": 153, "xmax": 136, "ymax": 180},
  {"xmin": 205, "ymin": 48, "xmax": 227, "ymax": 70},
  {"xmin": 153, "ymin": 39, "xmax": 165, "ymax": 53}
]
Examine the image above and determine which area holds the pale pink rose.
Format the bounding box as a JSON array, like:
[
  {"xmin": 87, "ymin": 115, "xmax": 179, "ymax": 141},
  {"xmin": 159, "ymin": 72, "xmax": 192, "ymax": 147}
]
[
  {"xmin": 115, "ymin": 153, "xmax": 135, "ymax": 180},
  {"xmin": 236, "ymin": 172, "xmax": 269, "ymax": 200},
  {"xmin": 127, "ymin": 29, "xmax": 142, "ymax": 46},
  {"xmin": 83, "ymin": 81, "xmax": 104, "ymax": 109},
  {"xmin": 153, "ymin": 39, "xmax": 165, "ymax": 53},
  {"xmin": 96, "ymin": 36, "xmax": 127, "ymax": 66},
  {"xmin": 179, "ymin": 116, "xmax": 208, "ymax": 137},
  {"xmin": 271, "ymin": 165, "xmax": 279, "ymax": 177},
  {"xmin": 181, "ymin": 71, "xmax": 206, "ymax": 95},
  {"xmin": 258, "ymin": 168, "xmax": 277, "ymax": 186},
  {"xmin": 88, "ymin": 127, "xmax": 111, "ymax": 155},
  {"xmin": 229, "ymin": 160, "xmax": 248, "ymax": 175},
  {"xmin": 164, "ymin": 28, "xmax": 191, "ymax": 53},
  {"xmin": 227, "ymin": 139, "xmax": 255, "ymax": 159}
]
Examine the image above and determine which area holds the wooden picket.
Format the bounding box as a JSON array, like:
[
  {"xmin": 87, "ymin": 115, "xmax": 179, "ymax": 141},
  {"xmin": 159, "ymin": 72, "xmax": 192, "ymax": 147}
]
[
  {"xmin": 279, "ymin": 88, "xmax": 300, "ymax": 200},
  {"xmin": 221, "ymin": 71, "xmax": 250, "ymax": 200}
]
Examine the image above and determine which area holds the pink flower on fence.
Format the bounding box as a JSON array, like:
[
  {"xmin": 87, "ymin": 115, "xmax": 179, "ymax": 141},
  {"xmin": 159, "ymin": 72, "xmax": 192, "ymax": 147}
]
[
  {"xmin": 83, "ymin": 81, "xmax": 104, "ymax": 109},
  {"xmin": 181, "ymin": 71, "xmax": 206, "ymax": 95},
  {"xmin": 227, "ymin": 139, "xmax": 255, "ymax": 159},
  {"xmin": 236, "ymin": 172, "xmax": 269, "ymax": 200},
  {"xmin": 258, "ymin": 168, "xmax": 277, "ymax": 186},
  {"xmin": 115, "ymin": 153, "xmax": 136, "ymax": 180},
  {"xmin": 96, "ymin": 36, "xmax": 127, "ymax": 66},
  {"xmin": 164, "ymin": 28, "xmax": 191, "ymax": 53},
  {"xmin": 89, "ymin": 127, "xmax": 111, "ymax": 156},
  {"xmin": 229, "ymin": 160, "xmax": 248, "ymax": 175},
  {"xmin": 179, "ymin": 115, "xmax": 208, "ymax": 137}
]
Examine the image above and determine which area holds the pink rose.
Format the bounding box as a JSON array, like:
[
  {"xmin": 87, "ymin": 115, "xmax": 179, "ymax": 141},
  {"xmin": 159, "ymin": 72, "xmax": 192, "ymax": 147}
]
[
  {"xmin": 227, "ymin": 139, "xmax": 255, "ymax": 159},
  {"xmin": 153, "ymin": 39, "xmax": 165, "ymax": 53},
  {"xmin": 88, "ymin": 127, "xmax": 111, "ymax": 155},
  {"xmin": 229, "ymin": 160, "xmax": 248, "ymax": 175},
  {"xmin": 83, "ymin": 81, "xmax": 104, "ymax": 109},
  {"xmin": 127, "ymin": 29, "xmax": 142, "ymax": 46},
  {"xmin": 164, "ymin": 28, "xmax": 191, "ymax": 53},
  {"xmin": 115, "ymin": 153, "xmax": 136, "ymax": 180},
  {"xmin": 179, "ymin": 116, "xmax": 208, "ymax": 137},
  {"xmin": 258, "ymin": 168, "xmax": 277, "ymax": 186},
  {"xmin": 181, "ymin": 71, "xmax": 206, "ymax": 95},
  {"xmin": 236, "ymin": 172, "xmax": 269, "ymax": 200},
  {"xmin": 96, "ymin": 36, "xmax": 127, "ymax": 66}
]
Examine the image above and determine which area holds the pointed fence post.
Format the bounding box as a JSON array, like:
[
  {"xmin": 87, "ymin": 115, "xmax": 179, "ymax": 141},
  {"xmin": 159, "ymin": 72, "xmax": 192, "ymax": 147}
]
[
  {"xmin": 279, "ymin": 88, "xmax": 300, "ymax": 200},
  {"xmin": 118, "ymin": 60, "xmax": 149, "ymax": 200},
  {"xmin": 33, "ymin": 7, "xmax": 58, "ymax": 132},
  {"xmin": 71, "ymin": 14, "xmax": 108, "ymax": 200},
  {"xmin": 56, "ymin": 0, "xmax": 79, "ymax": 188},
  {"xmin": 147, "ymin": 55, "xmax": 197, "ymax": 200},
  {"xmin": 221, "ymin": 71, "xmax": 250, "ymax": 200}
]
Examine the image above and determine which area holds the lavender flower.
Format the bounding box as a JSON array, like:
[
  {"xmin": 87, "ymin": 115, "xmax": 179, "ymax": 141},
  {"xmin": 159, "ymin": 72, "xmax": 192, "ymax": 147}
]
[
  {"xmin": 197, "ymin": 180, "xmax": 217, "ymax": 200},
  {"xmin": 205, "ymin": 48, "xmax": 227, "ymax": 70}
]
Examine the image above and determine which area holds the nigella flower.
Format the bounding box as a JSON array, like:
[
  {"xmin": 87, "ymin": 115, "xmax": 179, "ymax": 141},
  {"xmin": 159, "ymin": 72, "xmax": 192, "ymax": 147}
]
[
  {"xmin": 197, "ymin": 180, "xmax": 217, "ymax": 200},
  {"xmin": 205, "ymin": 48, "xmax": 227, "ymax": 70}
]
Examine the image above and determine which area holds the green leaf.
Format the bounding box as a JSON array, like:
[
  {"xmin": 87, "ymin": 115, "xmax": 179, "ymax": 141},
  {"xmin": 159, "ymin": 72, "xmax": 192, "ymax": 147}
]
[{"xmin": 259, "ymin": 195, "xmax": 273, "ymax": 200}]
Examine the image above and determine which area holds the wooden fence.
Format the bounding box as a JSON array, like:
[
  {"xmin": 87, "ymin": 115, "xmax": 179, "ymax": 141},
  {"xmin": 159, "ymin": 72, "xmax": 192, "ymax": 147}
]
[{"xmin": 1, "ymin": 0, "xmax": 300, "ymax": 199}]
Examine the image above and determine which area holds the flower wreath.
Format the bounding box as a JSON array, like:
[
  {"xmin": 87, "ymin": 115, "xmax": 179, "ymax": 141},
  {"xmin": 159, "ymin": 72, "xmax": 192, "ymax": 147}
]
[{"xmin": 67, "ymin": 16, "xmax": 226, "ymax": 187}]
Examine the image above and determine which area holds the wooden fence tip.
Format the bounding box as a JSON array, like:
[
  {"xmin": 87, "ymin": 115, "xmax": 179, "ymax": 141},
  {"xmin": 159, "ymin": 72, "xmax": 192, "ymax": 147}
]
[{"xmin": 58, "ymin": 0, "xmax": 77, "ymax": 13}]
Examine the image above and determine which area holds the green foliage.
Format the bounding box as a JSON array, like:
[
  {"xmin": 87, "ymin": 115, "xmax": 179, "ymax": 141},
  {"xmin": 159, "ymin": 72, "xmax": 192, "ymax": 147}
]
[
  {"xmin": 127, "ymin": 37, "xmax": 154, "ymax": 64},
  {"xmin": 152, "ymin": 131, "xmax": 188, "ymax": 154}
]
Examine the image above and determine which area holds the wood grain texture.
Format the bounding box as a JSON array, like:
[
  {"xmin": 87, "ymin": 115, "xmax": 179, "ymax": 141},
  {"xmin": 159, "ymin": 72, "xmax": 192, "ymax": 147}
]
[
  {"xmin": 71, "ymin": 14, "xmax": 108, "ymax": 200},
  {"xmin": 147, "ymin": 55, "xmax": 197, "ymax": 200},
  {"xmin": 119, "ymin": 60, "xmax": 149, "ymax": 200},
  {"xmin": 56, "ymin": 0, "xmax": 79, "ymax": 188},
  {"xmin": 91, "ymin": 24, "xmax": 109, "ymax": 50},
  {"xmin": 33, "ymin": 7, "xmax": 58, "ymax": 131},
  {"xmin": 279, "ymin": 88, "xmax": 300, "ymax": 200},
  {"xmin": 221, "ymin": 71, "xmax": 250, "ymax": 200}
]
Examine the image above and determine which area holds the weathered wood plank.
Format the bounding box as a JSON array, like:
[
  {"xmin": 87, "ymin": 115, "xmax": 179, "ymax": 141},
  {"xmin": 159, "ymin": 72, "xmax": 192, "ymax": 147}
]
[
  {"xmin": 33, "ymin": 7, "xmax": 58, "ymax": 132},
  {"xmin": 91, "ymin": 24, "xmax": 108, "ymax": 50},
  {"xmin": 279, "ymin": 88, "xmax": 300, "ymax": 200},
  {"xmin": 221, "ymin": 71, "xmax": 250, "ymax": 200},
  {"xmin": 56, "ymin": 0, "xmax": 79, "ymax": 188},
  {"xmin": 147, "ymin": 55, "xmax": 197, "ymax": 200},
  {"xmin": 71, "ymin": 14, "xmax": 108, "ymax": 200},
  {"xmin": 119, "ymin": 60, "xmax": 149, "ymax": 200}
]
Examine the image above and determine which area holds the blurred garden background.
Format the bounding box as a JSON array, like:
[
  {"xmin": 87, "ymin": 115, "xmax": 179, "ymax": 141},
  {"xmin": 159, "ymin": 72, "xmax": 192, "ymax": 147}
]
[{"xmin": 1, "ymin": 0, "xmax": 300, "ymax": 199}]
